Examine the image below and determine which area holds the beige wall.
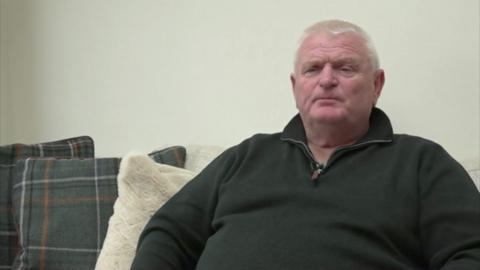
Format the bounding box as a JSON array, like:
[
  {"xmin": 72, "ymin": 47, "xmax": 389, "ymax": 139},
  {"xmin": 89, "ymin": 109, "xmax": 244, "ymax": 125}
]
[
  {"xmin": 0, "ymin": 1, "xmax": 8, "ymax": 143},
  {"xmin": 0, "ymin": 0, "xmax": 478, "ymax": 161}
]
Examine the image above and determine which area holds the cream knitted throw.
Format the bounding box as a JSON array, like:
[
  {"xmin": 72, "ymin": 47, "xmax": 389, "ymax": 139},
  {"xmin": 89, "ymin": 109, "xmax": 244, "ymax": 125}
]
[{"xmin": 95, "ymin": 154, "xmax": 196, "ymax": 270}]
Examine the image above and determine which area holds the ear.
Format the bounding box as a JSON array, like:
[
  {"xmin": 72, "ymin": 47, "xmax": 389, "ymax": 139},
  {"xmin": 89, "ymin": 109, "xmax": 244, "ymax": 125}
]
[
  {"xmin": 290, "ymin": 73, "xmax": 296, "ymax": 92},
  {"xmin": 372, "ymin": 69, "xmax": 385, "ymax": 104}
]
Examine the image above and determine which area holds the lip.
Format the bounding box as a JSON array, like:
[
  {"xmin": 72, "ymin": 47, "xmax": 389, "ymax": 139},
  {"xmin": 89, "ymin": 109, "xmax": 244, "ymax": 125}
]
[
  {"xmin": 315, "ymin": 97, "xmax": 340, "ymax": 102},
  {"xmin": 314, "ymin": 97, "xmax": 341, "ymax": 105}
]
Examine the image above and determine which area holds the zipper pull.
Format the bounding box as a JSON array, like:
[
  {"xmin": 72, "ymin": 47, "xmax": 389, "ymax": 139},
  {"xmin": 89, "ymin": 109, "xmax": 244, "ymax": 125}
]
[{"xmin": 310, "ymin": 163, "xmax": 324, "ymax": 180}]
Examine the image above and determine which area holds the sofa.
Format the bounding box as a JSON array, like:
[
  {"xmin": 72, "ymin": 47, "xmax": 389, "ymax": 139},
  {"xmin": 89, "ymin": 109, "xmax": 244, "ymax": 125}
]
[{"xmin": 0, "ymin": 136, "xmax": 478, "ymax": 270}]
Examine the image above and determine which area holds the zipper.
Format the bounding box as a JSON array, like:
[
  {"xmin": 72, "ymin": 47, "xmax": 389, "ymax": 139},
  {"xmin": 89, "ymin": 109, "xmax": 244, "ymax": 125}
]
[
  {"xmin": 281, "ymin": 138, "xmax": 324, "ymax": 181},
  {"xmin": 310, "ymin": 163, "xmax": 324, "ymax": 180},
  {"xmin": 281, "ymin": 137, "xmax": 392, "ymax": 180}
]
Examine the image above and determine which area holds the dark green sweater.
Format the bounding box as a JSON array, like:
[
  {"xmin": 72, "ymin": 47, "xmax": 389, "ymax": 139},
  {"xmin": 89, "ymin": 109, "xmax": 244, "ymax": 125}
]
[{"xmin": 132, "ymin": 108, "xmax": 480, "ymax": 270}]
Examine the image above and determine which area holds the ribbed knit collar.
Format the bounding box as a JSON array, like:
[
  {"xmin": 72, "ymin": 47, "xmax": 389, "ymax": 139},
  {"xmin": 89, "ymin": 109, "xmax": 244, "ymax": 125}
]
[{"xmin": 280, "ymin": 107, "xmax": 394, "ymax": 145}]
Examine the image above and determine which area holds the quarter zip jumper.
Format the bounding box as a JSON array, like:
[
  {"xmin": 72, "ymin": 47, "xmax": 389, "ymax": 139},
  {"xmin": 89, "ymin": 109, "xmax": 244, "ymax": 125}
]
[
  {"xmin": 132, "ymin": 108, "xmax": 480, "ymax": 270},
  {"xmin": 280, "ymin": 108, "xmax": 392, "ymax": 179}
]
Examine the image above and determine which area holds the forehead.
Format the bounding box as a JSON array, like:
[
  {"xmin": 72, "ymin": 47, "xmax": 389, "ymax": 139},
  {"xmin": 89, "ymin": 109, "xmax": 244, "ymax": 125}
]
[{"xmin": 298, "ymin": 32, "xmax": 369, "ymax": 63}]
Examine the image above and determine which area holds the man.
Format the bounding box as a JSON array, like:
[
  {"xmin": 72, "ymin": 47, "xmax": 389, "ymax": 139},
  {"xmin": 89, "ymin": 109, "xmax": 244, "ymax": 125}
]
[{"xmin": 131, "ymin": 20, "xmax": 480, "ymax": 269}]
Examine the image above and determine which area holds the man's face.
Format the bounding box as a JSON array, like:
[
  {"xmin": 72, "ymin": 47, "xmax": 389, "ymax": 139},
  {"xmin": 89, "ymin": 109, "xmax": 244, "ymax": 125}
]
[{"xmin": 291, "ymin": 32, "xmax": 384, "ymax": 126}]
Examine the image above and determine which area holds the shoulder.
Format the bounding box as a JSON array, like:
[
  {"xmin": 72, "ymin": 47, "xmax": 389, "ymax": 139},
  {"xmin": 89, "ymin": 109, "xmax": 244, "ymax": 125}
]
[
  {"xmin": 391, "ymin": 134, "xmax": 451, "ymax": 158},
  {"xmin": 225, "ymin": 132, "xmax": 283, "ymax": 155},
  {"xmin": 214, "ymin": 132, "xmax": 284, "ymax": 167},
  {"xmin": 208, "ymin": 132, "xmax": 282, "ymax": 165},
  {"xmin": 393, "ymin": 134, "xmax": 471, "ymax": 181},
  {"xmin": 389, "ymin": 134, "xmax": 467, "ymax": 173},
  {"xmin": 192, "ymin": 132, "xmax": 282, "ymax": 183},
  {"xmin": 393, "ymin": 133, "xmax": 441, "ymax": 148}
]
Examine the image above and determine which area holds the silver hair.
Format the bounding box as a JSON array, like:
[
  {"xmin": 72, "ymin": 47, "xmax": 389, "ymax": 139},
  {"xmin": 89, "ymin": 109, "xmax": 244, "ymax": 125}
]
[{"xmin": 294, "ymin": 20, "xmax": 380, "ymax": 71}]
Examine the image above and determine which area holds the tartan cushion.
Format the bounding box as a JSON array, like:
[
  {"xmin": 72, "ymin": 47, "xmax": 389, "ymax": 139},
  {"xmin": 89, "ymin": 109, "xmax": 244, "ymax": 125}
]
[
  {"xmin": 0, "ymin": 136, "xmax": 94, "ymax": 270},
  {"xmin": 148, "ymin": 146, "xmax": 186, "ymax": 168},
  {"xmin": 11, "ymin": 146, "xmax": 186, "ymax": 270}
]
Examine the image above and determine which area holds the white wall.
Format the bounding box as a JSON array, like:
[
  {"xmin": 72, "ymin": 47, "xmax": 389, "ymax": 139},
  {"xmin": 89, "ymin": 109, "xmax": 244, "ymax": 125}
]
[{"xmin": 0, "ymin": 0, "xmax": 478, "ymax": 161}]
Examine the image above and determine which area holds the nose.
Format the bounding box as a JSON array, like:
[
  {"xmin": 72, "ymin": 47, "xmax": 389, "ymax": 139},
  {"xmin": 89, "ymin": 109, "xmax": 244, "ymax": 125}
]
[{"xmin": 318, "ymin": 64, "xmax": 338, "ymax": 89}]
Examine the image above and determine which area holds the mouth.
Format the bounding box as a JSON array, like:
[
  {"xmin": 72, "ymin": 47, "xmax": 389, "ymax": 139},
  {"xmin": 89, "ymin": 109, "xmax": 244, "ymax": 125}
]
[
  {"xmin": 316, "ymin": 96, "xmax": 340, "ymax": 101},
  {"xmin": 314, "ymin": 97, "xmax": 341, "ymax": 105}
]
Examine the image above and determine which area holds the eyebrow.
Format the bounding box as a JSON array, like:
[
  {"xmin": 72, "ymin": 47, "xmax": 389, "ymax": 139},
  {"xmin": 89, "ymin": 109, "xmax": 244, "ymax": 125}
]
[
  {"xmin": 301, "ymin": 57, "xmax": 360, "ymax": 68},
  {"xmin": 334, "ymin": 57, "xmax": 358, "ymax": 64}
]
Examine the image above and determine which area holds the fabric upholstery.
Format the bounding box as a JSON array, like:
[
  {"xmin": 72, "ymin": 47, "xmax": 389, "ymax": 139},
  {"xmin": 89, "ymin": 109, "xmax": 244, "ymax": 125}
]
[
  {"xmin": 148, "ymin": 146, "xmax": 186, "ymax": 168},
  {"xmin": 0, "ymin": 136, "xmax": 94, "ymax": 270},
  {"xmin": 12, "ymin": 158, "xmax": 119, "ymax": 270},
  {"xmin": 11, "ymin": 146, "xmax": 186, "ymax": 270},
  {"xmin": 184, "ymin": 145, "xmax": 225, "ymax": 173},
  {"xmin": 95, "ymin": 154, "xmax": 195, "ymax": 270}
]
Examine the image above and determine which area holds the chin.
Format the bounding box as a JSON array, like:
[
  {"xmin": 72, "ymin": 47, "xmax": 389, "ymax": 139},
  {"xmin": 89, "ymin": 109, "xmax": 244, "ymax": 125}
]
[
  {"xmin": 307, "ymin": 109, "xmax": 346, "ymax": 124},
  {"xmin": 304, "ymin": 114, "xmax": 345, "ymax": 125}
]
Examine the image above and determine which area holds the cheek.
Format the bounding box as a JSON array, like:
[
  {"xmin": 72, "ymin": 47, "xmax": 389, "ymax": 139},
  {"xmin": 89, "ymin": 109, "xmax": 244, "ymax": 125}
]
[
  {"xmin": 293, "ymin": 88, "xmax": 305, "ymax": 109},
  {"xmin": 294, "ymin": 82, "xmax": 314, "ymax": 105},
  {"xmin": 348, "ymin": 82, "xmax": 377, "ymax": 104}
]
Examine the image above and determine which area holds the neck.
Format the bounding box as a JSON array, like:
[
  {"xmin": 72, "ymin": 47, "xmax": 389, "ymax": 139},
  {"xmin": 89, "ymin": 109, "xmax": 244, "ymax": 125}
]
[{"xmin": 303, "ymin": 119, "xmax": 369, "ymax": 163}]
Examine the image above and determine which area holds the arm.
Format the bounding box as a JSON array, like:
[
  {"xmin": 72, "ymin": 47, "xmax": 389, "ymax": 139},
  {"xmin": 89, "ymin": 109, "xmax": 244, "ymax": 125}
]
[
  {"xmin": 130, "ymin": 148, "xmax": 237, "ymax": 270},
  {"xmin": 419, "ymin": 144, "xmax": 480, "ymax": 269}
]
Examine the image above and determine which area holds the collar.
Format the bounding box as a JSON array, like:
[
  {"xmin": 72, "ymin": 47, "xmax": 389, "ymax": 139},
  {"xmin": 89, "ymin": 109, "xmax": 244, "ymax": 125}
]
[{"xmin": 280, "ymin": 107, "xmax": 394, "ymax": 145}]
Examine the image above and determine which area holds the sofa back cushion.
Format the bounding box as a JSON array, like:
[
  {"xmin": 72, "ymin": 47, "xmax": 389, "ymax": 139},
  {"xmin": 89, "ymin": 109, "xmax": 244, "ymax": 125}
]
[
  {"xmin": 13, "ymin": 157, "xmax": 119, "ymax": 270},
  {"xmin": 184, "ymin": 145, "xmax": 225, "ymax": 173},
  {"xmin": 95, "ymin": 154, "xmax": 195, "ymax": 270},
  {"xmin": 0, "ymin": 136, "xmax": 94, "ymax": 270},
  {"xmin": 11, "ymin": 146, "xmax": 186, "ymax": 270}
]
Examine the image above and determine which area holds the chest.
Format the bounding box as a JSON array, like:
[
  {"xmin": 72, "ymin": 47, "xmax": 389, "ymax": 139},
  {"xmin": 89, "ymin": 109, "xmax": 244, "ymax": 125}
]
[{"xmin": 213, "ymin": 146, "xmax": 420, "ymax": 236}]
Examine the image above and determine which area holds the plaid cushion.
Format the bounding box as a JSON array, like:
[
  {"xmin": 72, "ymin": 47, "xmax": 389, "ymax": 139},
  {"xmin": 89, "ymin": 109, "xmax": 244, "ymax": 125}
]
[
  {"xmin": 148, "ymin": 146, "xmax": 186, "ymax": 168},
  {"xmin": 11, "ymin": 146, "xmax": 186, "ymax": 270},
  {"xmin": 0, "ymin": 136, "xmax": 94, "ymax": 270}
]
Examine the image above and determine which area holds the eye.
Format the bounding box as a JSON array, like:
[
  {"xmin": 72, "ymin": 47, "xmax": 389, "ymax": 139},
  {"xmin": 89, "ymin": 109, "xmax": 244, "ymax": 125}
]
[
  {"xmin": 338, "ymin": 64, "xmax": 357, "ymax": 76},
  {"xmin": 303, "ymin": 66, "xmax": 320, "ymax": 75}
]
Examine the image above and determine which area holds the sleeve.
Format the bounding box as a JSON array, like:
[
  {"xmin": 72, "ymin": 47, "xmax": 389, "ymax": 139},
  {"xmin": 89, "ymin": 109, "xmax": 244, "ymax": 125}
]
[
  {"xmin": 418, "ymin": 144, "xmax": 480, "ymax": 269},
  {"xmin": 130, "ymin": 147, "xmax": 237, "ymax": 270}
]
